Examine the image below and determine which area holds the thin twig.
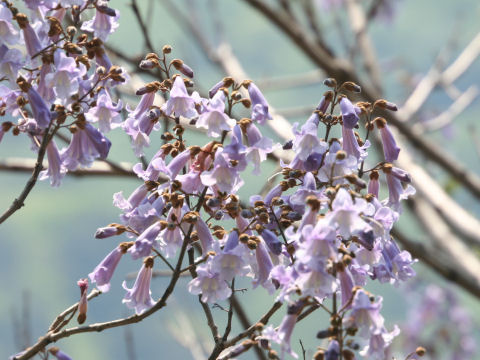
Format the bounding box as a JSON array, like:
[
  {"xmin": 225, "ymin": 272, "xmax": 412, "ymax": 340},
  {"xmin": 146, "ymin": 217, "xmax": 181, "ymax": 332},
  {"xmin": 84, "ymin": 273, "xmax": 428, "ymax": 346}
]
[{"xmin": 0, "ymin": 121, "xmax": 57, "ymax": 225}]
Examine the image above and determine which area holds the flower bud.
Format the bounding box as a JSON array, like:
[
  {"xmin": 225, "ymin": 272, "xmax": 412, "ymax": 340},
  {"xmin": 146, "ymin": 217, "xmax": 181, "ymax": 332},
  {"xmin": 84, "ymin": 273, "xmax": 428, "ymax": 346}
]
[
  {"xmin": 77, "ymin": 279, "xmax": 88, "ymax": 324},
  {"xmin": 416, "ymin": 347, "xmax": 426, "ymax": 356},
  {"xmin": 171, "ymin": 59, "xmax": 194, "ymax": 78},
  {"xmin": 323, "ymin": 78, "xmax": 337, "ymax": 88},
  {"xmin": 341, "ymin": 81, "xmax": 361, "ymax": 93}
]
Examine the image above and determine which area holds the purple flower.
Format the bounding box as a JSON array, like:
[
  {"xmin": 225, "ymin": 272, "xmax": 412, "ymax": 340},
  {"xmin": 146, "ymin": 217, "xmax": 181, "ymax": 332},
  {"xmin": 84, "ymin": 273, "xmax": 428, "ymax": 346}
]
[
  {"xmin": 188, "ymin": 265, "xmax": 232, "ymax": 303},
  {"xmin": 359, "ymin": 325, "xmax": 400, "ymax": 360},
  {"xmin": 81, "ymin": 2, "xmax": 120, "ymax": 41},
  {"xmin": 383, "ymin": 165, "xmax": 415, "ymax": 209},
  {"xmin": 85, "ymin": 90, "xmax": 123, "ymax": 133},
  {"xmin": 129, "ymin": 221, "xmax": 162, "ymax": 260},
  {"xmin": 0, "ymin": 5, "xmax": 19, "ymax": 46},
  {"xmin": 339, "ymin": 267, "xmax": 355, "ymax": 307},
  {"xmin": 327, "ymin": 188, "xmax": 374, "ymax": 238},
  {"xmin": 89, "ymin": 242, "xmax": 130, "ymax": 292},
  {"xmin": 292, "ymin": 121, "xmax": 328, "ymax": 161},
  {"xmin": 289, "ymin": 172, "xmax": 323, "ymax": 207},
  {"xmin": 26, "ymin": 85, "xmax": 51, "ymax": 129},
  {"xmin": 211, "ymin": 251, "xmax": 248, "ymax": 281},
  {"xmin": 245, "ymin": 122, "xmax": 275, "ymax": 175},
  {"xmin": 208, "ymin": 79, "xmax": 224, "ymax": 98},
  {"xmin": 260, "ymin": 228, "xmax": 283, "ymax": 255},
  {"xmin": 0, "ymin": 45, "xmax": 23, "ymax": 83},
  {"xmin": 377, "ymin": 119, "xmax": 400, "ymax": 162},
  {"xmin": 374, "ymin": 239, "xmax": 416, "ymax": 283},
  {"xmin": 45, "ymin": 50, "xmax": 87, "ymax": 102},
  {"xmin": 244, "ymin": 80, "xmax": 272, "ymax": 124},
  {"xmin": 39, "ymin": 140, "xmax": 66, "ymax": 187},
  {"xmin": 194, "ymin": 217, "xmax": 214, "ymax": 253},
  {"xmin": 368, "ymin": 170, "xmax": 380, "ymax": 197},
  {"xmin": 325, "ymin": 340, "xmax": 340, "ymax": 360},
  {"xmin": 347, "ymin": 290, "xmax": 384, "ymax": 336},
  {"xmin": 156, "ymin": 206, "xmax": 183, "ymax": 258},
  {"xmin": 252, "ymin": 240, "xmax": 275, "ymax": 293},
  {"xmin": 17, "ymin": 15, "xmax": 43, "ymax": 57},
  {"xmin": 163, "ymin": 76, "xmax": 197, "ymax": 118},
  {"xmin": 201, "ymin": 149, "xmax": 243, "ymax": 193},
  {"xmin": 340, "ymin": 97, "xmax": 361, "ymax": 128},
  {"xmin": 222, "ymin": 125, "xmax": 248, "ymax": 171},
  {"xmin": 342, "ymin": 126, "xmax": 364, "ymax": 160},
  {"xmin": 122, "ymin": 257, "xmax": 155, "ymax": 314},
  {"xmin": 61, "ymin": 123, "xmax": 112, "ymax": 170},
  {"xmin": 196, "ymin": 90, "xmax": 235, "ymax": 137}
]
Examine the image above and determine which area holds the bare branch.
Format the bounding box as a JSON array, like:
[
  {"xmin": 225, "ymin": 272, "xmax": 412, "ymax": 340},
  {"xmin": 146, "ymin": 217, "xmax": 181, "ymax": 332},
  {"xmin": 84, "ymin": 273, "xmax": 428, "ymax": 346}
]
[
  {"xmin": 400, "ymin": 32, "xmax": 480, "ymax": 119},
  {"xmin": 412, "ymin": 85, "xmax": 479, "ymax": 133},
  {"xmin": 344, "ymin": 0, "xmax": 382, "ymax": 92},
  {"xmin": 0, "ymin": 121, "xmax": 57, "ymax": 226},
  {"xmin": 242, "ymin": 0, "xmax": 480, "ymax": 199},
  {"xmin": 0, "ymin": 157, "xmax": 137, "ymax": 178}
]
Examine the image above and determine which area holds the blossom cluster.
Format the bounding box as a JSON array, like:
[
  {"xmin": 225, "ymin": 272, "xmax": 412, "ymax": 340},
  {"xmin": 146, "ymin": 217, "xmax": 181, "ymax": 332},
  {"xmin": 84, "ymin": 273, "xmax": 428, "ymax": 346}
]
[
  {"xmin": 88, "ymin": 72, "xmax": 416, "ymax": 359},
  {"xmin": 2, "ymin": 1, "xmax": 418, "ymax": 359},
  {"xmin": 0, "ymin": 0, "xmax": 124, "ymax": 187}
]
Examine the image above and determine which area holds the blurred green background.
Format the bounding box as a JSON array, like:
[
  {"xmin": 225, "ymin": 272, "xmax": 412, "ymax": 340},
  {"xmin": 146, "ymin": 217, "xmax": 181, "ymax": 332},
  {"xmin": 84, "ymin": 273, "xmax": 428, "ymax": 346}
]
[{"xmin": 1, "ymin": 0, "xmax": 480, "ymax": 359}]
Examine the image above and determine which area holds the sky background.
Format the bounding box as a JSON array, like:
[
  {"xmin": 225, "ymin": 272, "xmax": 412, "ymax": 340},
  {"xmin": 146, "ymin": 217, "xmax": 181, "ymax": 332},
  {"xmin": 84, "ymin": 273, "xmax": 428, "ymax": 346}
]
[{"xmin": 1, "ymin": 0, "xmax": 480, "ymax": 359}]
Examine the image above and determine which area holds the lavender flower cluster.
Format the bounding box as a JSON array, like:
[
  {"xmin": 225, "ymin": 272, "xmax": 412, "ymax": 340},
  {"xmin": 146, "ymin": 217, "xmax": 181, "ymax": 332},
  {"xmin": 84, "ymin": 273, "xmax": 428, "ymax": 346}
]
[
  {"xmin": 89, "ymin": 76, "xmax": 417, "ymax": 358},
  {"xmin": 0, "ymin": 0, "xmax": 124, "ymax": 187},
  {"xmin": 1, "ymin": 1, "xmax": 418, "ymax": 359}
]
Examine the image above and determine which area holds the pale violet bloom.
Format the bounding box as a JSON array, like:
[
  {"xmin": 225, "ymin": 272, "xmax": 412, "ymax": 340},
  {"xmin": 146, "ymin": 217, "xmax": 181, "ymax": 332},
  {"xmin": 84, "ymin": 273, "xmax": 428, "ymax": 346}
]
[
  {"xmin": 201, "ymin": 148, "xmax": 244, "ymax": 193},
  {"xmin": 292, "ymin": 121, "xmax": 328, "ymax": 161},
  {"xmin": 339, "ymin": 97, "xmax": 361, "ymax": 129},
  {"xmin": 39, "ymin": 140, "xmax": 66, "ymax": 187},
  {"xmin": 245, "ymin": 81, "xmax": 272, "ymax": 124},
  {"xmin": 0, "ymin": 5, "xmax": 19, "ymax": 46},
  {"xmin": 162, "ymin": 76, "xmax": 197, "ymax": 118},
  {"xmin": 129, "ymin": 221, "xmax": 162, "ymax": 260},
  {"xmin": 196, "ymin": 90, "xmax": 235, "ymax": 137},
  {"xmin": 346, "ymin": 289, "xmax": 384, "ymax": 337},
  {"xmin": 85, "ymin": 90, "xmax": 123, "ymax": 133},
  {"xmin": 26, "ymin": 85, "xmax": 51, "ymax": 129},
  {"xmin": 188, "ymin": 264, "xmax": 232, "ymax": 303},
  {"xmin": 46, "ymin": 50, "xmax": 87, "ymax": 103},
  {"xmin": 211, "ymin": 250, "xmax": 249, "ymax": 282},
  {"xmin": 81, "ymin": 1, "xmax": 120, "ymax": 41},
  {"xmin": 0, "ymin": 45, "xmax": 23, "ymax": 83},
  {"xmin": 245, "ymin": 123, "xmax": 275, "ymax": 175},
  {"xmin": 317, "ymin": 140, "xmax": 358, "ymax": 184},
  {"xmin": 359, "ymin": 325, "xmax": 400, "ymax": 360},
  {"xmin": 89, "ymin": 243, "xmax": 128, "ymax": 292},
  {"xmin": 123, "ymin": 257, "xmax": 155, "ymax": 314},
  {"xmin": 327, "ymin": 188, "xmax": 374, "ymax": 238},
  {"xmin": 379, "ymin": 122, "xmax": 400, "ymax": 162},
  {"xmin": 61, "ymin": 123, "xmax": 112, "ymax": 170},
  {"xmin": 373, "ymin": 239, "xmax": 416, "ymax": 284}
]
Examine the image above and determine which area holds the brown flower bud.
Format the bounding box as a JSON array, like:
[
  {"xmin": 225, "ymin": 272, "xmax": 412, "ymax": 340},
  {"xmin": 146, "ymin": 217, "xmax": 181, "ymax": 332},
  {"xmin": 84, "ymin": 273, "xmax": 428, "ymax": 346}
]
[
  {"xmin": 416, "ymin": 347, "xmax": 426, "ymax": 356},
  {"xmin": 64, "ymin": 42, "xmax": 83, "ymax": 54},
  {"xmin": 323, "ymin": 78, "xmax": 337, "ymax": 88},
  {"xmin": 336, "ymin": 150, "xmax": 347, "ymax": 160},
  {"xmin": 46, "ymin": 16, "xmax": 63, "ymax": 37},
  {"xmin": 15, "ymin": 13, "xmax": 29, "ymax": 29},
  {"xmin": 374, "ymin": 117, "xmax": 387, "ymax": 129},
  {"xmin": 342, "ymin": 81, "xmax": 361, "ymax": 93}
]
